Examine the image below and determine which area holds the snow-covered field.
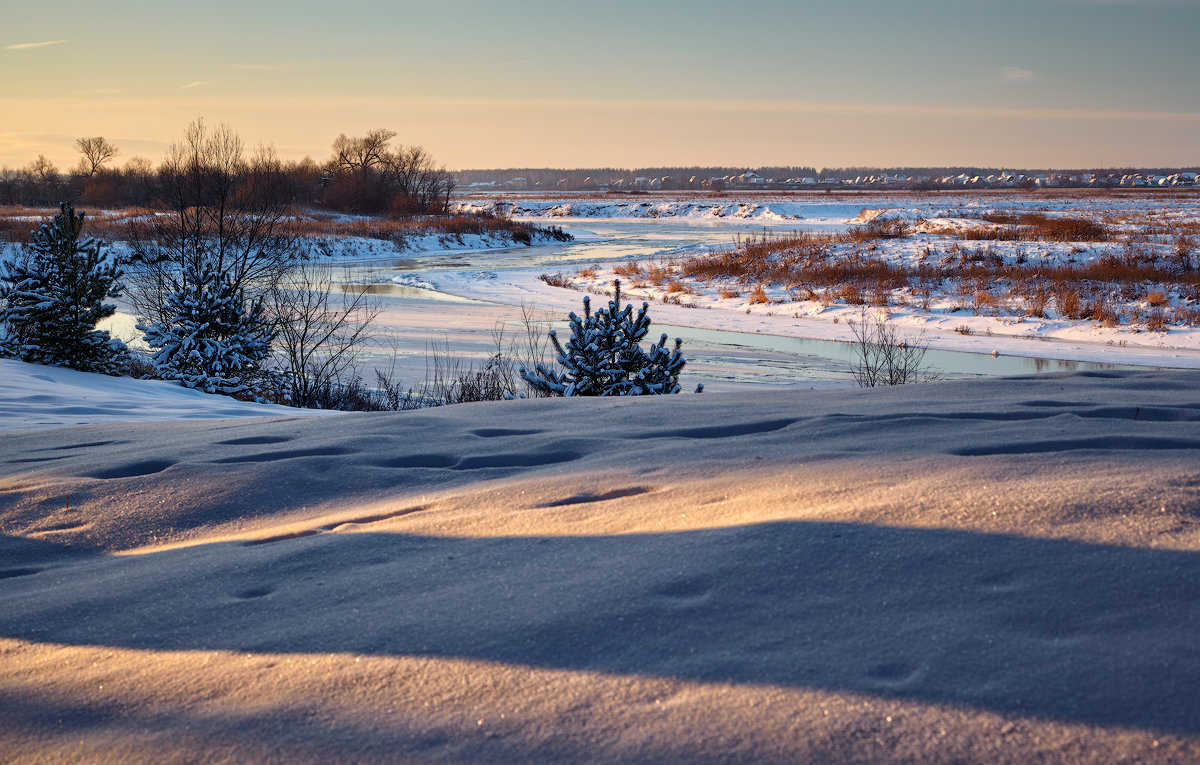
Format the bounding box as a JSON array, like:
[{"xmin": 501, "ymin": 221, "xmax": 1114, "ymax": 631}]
[{"xmin": 3, "ymin": 357, "xmax": 1200, "ymax": 762}]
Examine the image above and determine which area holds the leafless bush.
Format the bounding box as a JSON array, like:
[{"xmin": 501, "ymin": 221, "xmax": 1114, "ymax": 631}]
[
  {"xmin": 266, "ymin": 263, "xmax": 379, "ymax": 409},
  {"xmin": 363, "ymin": 303, "xmax": 557, "ymax": 409},
  {"xmin": 539, "ymin": 273, "xmax": 577, "ymax": 288},
  {"xmin": 848, "ymin": 310, "xmax": 939, "ymax": 387}
]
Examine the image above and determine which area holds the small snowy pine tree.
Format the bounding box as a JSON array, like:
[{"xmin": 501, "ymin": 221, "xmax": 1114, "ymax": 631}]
[
  {"xmin": 521, "ymin": 279, "xmax": 686, "ymax": 396},
  {"xmin": 138, "ymin": 261, "xmax": 273, "ymax": 395},
  {"xmin": 0, "ymin": 202, "xmax": 128, "ymax": 373}
]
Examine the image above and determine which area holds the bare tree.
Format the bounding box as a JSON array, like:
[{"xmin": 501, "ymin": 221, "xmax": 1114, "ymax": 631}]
[
  {"xmin": 323, "ymin": 130, "xmax": 455, "ymax": 215},
  {"xmin": 76, "ymin": 137, "xmax": 119, "ymax": 178},
  {"xmin": 126, "ymin": 118, "xmax": 298, "ymax": 326},
  {"xmin": 330, "ymin": 129, "xmax": 396, "ymax": 173},
  {"xmin": 385, "ymin": 144, "xmax": 456, "ymax": 214},
  {"xmin": 25, "ymin": 155, "xmax": 62, "ymax": 205}
]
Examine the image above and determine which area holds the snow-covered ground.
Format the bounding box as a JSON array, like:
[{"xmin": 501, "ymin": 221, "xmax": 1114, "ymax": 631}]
[
  {"xmin": 0, "ymin": 358, "xmax": 335, "ymax": 432},
  {"xmin": 3, "ymin": 357, "xmax": 1200, "ymax": 762}
]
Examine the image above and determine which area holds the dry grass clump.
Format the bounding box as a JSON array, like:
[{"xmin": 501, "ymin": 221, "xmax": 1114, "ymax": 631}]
[
  {"xmin": 979, "ymin": 212, "xmax": 1110, "ymax": 242},
  {"xmin": 1145, "ymin": 309, "xmax": 1168, "ymax": 332},
  {"xmin": 1054, "ymin": 285, "xmax": 1083, "ymax": 320},
  {"xmin": 538, "ymin": 273, "xmax": 578, "ymax": 289},
  {"xmin": 847, "ymin": 217, "xmax": 910, "ymax": 241},
  {"xmin": 960, "ymin": 225, "xmax": 1026, "ymax": 241}
]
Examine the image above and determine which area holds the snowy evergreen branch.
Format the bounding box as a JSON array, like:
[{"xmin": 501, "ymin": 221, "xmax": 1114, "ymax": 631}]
[{"xmin": 521, "ymin": 279, "xmax": 686, "ymax": 396}]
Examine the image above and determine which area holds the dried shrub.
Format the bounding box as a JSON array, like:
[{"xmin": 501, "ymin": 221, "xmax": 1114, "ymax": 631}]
[
  {"xmin": 982, "ymin": 212, "xmax": 1110, "ymax": 242},
  {"xmin": 849, "ymin": 217, "xmax": 909, "ymax": 241},
  {"xmin": 973, "ymin": 290, "xmax": 998, "ymax": 314},
  {"xmin": 848, "ymin": 310, "xmax": 939, "ymax": 387},
  {"xmin": 1054, "ymin": 286, "xmax": 1083, "ymax": 319},
  {"xmin": 838, "ymin": 283, "xmax": 865, "ymax": 305},
  {"xmin": 539, "ymin": 273, "xmax": 576, "ymax": 288},
  {"xmin": 960, "ymin": 225, "xmax": 1023, "ymax": 241},
  {"xmin": 1145, "ymin": 309, "xmax": 1168, "ymax": 332},
  {"xmin": 1174, "ymin": 305, "xmax": 1200, "ymax": 326}
]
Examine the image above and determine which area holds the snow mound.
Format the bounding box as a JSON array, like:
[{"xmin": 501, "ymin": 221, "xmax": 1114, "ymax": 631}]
[{"xmin": 0, "ymin": 359, "xmax": 333, "ymax": 432}]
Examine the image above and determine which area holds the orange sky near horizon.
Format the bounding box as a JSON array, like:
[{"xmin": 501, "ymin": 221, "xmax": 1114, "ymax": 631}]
[{"xmin": 3, "ymin": 0, "xmax": 1198, "ymax": 172}]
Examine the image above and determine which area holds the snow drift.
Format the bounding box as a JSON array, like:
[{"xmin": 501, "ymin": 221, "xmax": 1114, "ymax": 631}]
[{"xmin": 3, "ymin": 366, "xmax": 1200, "ymax": 762}]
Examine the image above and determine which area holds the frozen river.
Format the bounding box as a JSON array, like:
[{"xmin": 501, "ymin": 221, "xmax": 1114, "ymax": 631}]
[{"xmin": 330, "ymin": 216, "xmax": 1150, "ymax": 392}]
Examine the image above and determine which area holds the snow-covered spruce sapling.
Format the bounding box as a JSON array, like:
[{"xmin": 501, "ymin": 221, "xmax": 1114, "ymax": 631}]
[
  {"xmin": 0, "ymin": 202, "xmax": 128, "ymax": 373},
  {"xmin": 139, "ymin": 261, "xmax": 273, "ymax": 395},
  {"xmin": 520, "ymin": 279, "xmax": 687, "ymax": 396}
]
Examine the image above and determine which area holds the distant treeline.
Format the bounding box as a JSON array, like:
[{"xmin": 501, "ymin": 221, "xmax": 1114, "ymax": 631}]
[{"xmin": 0, "ymin": 128, "xmax": 454, "ymax": 216}]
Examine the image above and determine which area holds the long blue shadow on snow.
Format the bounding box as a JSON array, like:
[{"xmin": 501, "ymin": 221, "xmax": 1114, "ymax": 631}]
[{"xmin": 2, "ymin": 521, "xmax": 1199, "ymax": 734}]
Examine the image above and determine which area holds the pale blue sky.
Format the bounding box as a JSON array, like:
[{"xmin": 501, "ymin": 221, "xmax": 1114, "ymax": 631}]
[{"xmin": 2, "ymin": 0, "xmax": 1197, "ymax": 169}]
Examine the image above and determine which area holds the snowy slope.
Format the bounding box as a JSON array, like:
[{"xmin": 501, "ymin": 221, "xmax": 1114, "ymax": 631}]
[{"xmin": 0, "ymin": 359, "xmax": 334, "ymax": 432}]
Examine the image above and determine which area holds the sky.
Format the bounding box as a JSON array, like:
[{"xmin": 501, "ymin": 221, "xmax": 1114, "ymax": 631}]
[{"xmin": 1, "ymin": 0, "xmax": 1198, "ymax": 172}]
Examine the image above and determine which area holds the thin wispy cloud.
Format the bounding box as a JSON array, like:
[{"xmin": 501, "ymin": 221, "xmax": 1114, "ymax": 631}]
[
  {"xmin": 180, "ymin": 81, "xmax": 207, "ymax": 89},
  {"xmin": 1001, "ymin": 66, "xmax": 1035, "ymax": 82},
  {"xmin": 5, "ymin": 39, "xmax": 67, "ymax": 50},
  {"xmin": 228, "ymin": 63, "xmax": 302, "ymax": 72}
]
